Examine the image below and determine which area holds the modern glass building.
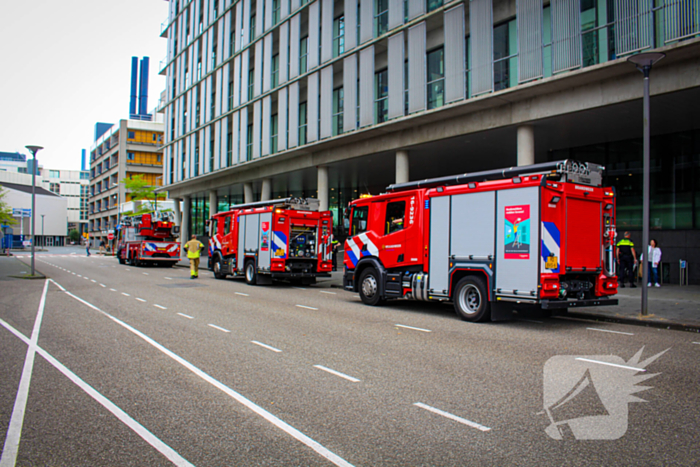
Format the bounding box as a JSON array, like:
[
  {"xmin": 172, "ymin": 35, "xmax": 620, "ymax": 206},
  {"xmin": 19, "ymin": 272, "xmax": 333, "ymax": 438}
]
[{"xmin": 160, "ymin": 0, "xmax": 700, "ymax": 282}]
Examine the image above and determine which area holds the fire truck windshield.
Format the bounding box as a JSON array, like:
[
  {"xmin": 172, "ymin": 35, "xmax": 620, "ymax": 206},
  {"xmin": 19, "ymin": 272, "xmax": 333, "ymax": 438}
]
[{"xmin": 351, "ymin": 206, "xmax": 369, "ymax": 236}]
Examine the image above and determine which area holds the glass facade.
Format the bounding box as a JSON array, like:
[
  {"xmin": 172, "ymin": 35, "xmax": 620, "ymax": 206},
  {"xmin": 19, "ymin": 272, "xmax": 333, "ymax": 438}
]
[
  {"xmin": 550, "ymin": 129, "xmax": 700, "ymax": 230},
  {"xmin": 427, "ymin": 48, "xmax": 444, "ymax": 110}
]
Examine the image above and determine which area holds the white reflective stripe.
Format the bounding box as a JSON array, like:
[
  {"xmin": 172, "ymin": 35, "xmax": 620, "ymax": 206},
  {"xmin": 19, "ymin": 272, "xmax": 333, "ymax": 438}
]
[
  {"xmin": 358, "ymin": 233, "xmax": 379, "ymax": 256},
  {"xmin": 347, "ymin": 237, "xmax": 361, "ymax": 259}
]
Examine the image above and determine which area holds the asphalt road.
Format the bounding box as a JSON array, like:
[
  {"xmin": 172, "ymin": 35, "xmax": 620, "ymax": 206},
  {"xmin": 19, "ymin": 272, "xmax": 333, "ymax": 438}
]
[{"xmin": 1, "ymin": 250, "xmax": 699, "ymax": 466}]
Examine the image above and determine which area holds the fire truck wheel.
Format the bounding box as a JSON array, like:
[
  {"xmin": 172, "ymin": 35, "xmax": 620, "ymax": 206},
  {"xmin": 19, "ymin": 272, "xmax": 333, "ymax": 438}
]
[
  {"xmin": 213, "ymin": 257, "xmax": 226, "ymax": 279},
  {"xmin": 359, "ymin": 268, "xmax": 384, "ymax": 306},
  {"xmin": 453, "ymin": 277, "xmax": 490, "ymax": 322},
  {"xmin": 245, "ymin": 260, "xmax": 257, "ymax": 285}
]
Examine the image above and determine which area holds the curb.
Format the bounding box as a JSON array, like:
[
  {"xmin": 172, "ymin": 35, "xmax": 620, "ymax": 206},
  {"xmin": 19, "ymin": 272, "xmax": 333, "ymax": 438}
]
[
  {"xmin": 563, "ymin": 311, "xmax": 700, "ymax": 333},
  {"xmin": 11, "ymin": 257, "xmax": 47, "ymax": 280}
]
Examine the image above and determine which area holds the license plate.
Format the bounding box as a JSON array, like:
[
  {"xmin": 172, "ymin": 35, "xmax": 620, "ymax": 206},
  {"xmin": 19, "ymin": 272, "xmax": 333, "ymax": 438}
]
[{"xmin": 546, "ymin": 256, "xmax": 558, "ymax": 269}]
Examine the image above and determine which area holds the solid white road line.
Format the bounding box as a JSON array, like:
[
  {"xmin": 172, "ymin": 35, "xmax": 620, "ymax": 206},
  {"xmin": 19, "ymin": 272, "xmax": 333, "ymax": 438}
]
[
  {"xmin": 0, "ymin": 317, "xmax": 194, "ymax": 467},
  {"xmin": 0, "ymin": 279, "xmax": 49, "ymax": 467},
  {"xmin": 235, "ymin": 292, "xmax": 249, "ymax": 296},
  {"xmin": 296, "ymin": 305, "xmax": 318, "ymax": 311},
  {"xmin": 587, "ymin": 327, "xmax": 634, "ymax": 336},
  {"xmin": 251, "ymin": 341, "xmax": 282, "ymax": 353},
  {"xmin": 177, "ymin": 313, "xmax": 194, "ymax": 319},
  {"xmin": 313, "ymin": 365, "xmax": 360, "ymax": 383},
  {"xmin": 395, "ymin": 324, "xmax": 432, "ymax": 333},
  {"xmin": 319, "ymin": 290, "xmax": 336, "ymax": 295},
  {"xmin": 208, "ymin": 324, "xmax": 231, "ymax": 333},
  {"xmin": 136, "ymin": 298, "xmax": 147, "ymax": 302},
  {"xmin": 414, "ymin": 403, "xmax": 491, "ymax": 432},
  {"xmin": 575, "ymin": 358, "xmax": 645, "ymax": 372},
  {"xmin": 53, "ymin": 284, "xmax": 354, "ymax": 467},
  {"xmin": 154, "ymin": 304, "xmax": 167, "ymax": 310},
  {"xmin": 122, "ymin": 293, "xmax": 131, "ymax": 297}
]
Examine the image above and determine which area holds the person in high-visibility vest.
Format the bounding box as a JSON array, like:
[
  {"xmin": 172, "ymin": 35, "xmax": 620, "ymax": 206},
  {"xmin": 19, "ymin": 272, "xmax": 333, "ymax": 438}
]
[
  {"xmin": 331, "ymin": 236, "xmax": 339, "ymax": 271},
  {"xmin": 184, "ymin": 235, "xmax": 204, "ymax": 279}
]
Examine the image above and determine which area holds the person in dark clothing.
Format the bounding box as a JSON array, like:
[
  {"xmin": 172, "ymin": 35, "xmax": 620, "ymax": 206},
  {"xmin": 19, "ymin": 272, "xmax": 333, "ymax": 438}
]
[{"xmin": 616, "ymin": 232, "xmax": 637, "ymax": 288}]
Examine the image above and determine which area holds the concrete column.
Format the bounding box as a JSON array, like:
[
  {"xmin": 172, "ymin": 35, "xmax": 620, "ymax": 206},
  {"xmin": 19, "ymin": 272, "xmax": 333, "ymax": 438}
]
[
  {"xmin": 396, "ymin": 150, "xmax": 409, "ymax": 184},
  {"xmin": 517, "ymin": 124, "xmax": 535, "ymax": 166},
  {"xmin": 317, "ymin": 166, "xmax": 329, "ymax": 211},
  {"xmin": 173, "ymin": 197, "xmax": 182, "ymax": 226},
  {"xmin": 181, "ymin": 195, "xmax": 191, "ymax": 252},
  {"xmin": 261, "ymin": 179, "xmax": 272, "ymax": 201},
  {"xmin": 208, "ymin": 190, "xmax": 218, "ymax": 216},
  {"xmin": 244, "ymin": 183, "xmax": 254, "ymax": 203}
]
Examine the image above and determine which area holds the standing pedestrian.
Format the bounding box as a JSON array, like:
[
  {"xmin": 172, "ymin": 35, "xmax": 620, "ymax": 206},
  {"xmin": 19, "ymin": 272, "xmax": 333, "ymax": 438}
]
[
  {"xmin": 616, "ymin": 231, "xmax": 636, "ymax": 288},
  {"xmin": 99, "ymin": 239, "xmax": 106, "ymax": 255},
  {"xmin": 85, "ymin": 239, "xmax": 91, "ymax": 257},
  {"xmin": 184, "ymin": 234, "xmax": 204, "ymax": 279},
  {"xmin": 642, "ymin": 239, "xmax": 662, "ymax": 287},
  {"xmin": 331, "ymin": 235, "xmax": 339, "ymax": 271}
]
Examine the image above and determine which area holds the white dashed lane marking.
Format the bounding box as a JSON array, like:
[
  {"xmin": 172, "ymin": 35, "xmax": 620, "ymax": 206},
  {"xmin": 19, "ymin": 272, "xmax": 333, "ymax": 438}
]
[
  {"xmin": 136, "ymin": 298, "xmax": 146, "ymax": 302},
  {"xmin": 208, "ymin": 324, "xmax": 231, "ymax": 333},
  {"xmin": 122, "ymin": 293, "xmax": 131, "ymax": 297},
  {"xmin": 395, "ymin": 324, "xmax": 432, "ymax": 333},
  {"xmin": 414, "ymin": 403, "xmax": 491, "ymax": 432},
  {"xmin": 177, "ymin": 313, "xmax": 194, "ymax": 320},
  {"xmin": 313, "ymin": 365, "xmax": 360, "ymax": 383},
  {"xmin": 235, "ymin": 292, "xmax": 249, "ymax": 296},
  {"xmin": 251, "ymin": 341, "xmax": 282, "ymax": 353},
  {"xmin": 587, "ymin": 327, "xmax": 634, "ymax": 336},
  {"xmin": 296, "ymin": 305, "xmax": 318, "ymax": 311},
  {"xmin": 319, "ymin": 291, "xmax": 336, "ymax": 295},
  {"xmin": 154, "ymin": 304, "xmax": 167, "ymax": 310}
]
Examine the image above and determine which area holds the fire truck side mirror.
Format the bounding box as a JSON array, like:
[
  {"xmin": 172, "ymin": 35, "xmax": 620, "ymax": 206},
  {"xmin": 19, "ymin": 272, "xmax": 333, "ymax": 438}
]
[
  {"xmin": 343, "ymin": 218, "xmax": 350, "ymax": 229},
  {"xmin": 172, "ymin": 226, "xmax": 181, "ymax": 235}
]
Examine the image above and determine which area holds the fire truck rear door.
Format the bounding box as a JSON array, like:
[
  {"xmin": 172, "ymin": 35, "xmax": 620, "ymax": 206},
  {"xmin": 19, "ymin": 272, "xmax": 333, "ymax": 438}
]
[
  {"xmin": 428, "ymin": 195, "xmax": 450, "ymax": 296},
  {"xmin": 237, "ymin": 215, "xmax": 247, "ymax": 271},
  {"xmin": 495, "ymin": 187, "xmax": 540, "ymax": 298},
  {"xmin": 244, "ymin": 214, "xmax": 260, "ymax": 258},
  {"xmin": 258, "ymin": 212, "xmax": 272, "ymax": 270}
]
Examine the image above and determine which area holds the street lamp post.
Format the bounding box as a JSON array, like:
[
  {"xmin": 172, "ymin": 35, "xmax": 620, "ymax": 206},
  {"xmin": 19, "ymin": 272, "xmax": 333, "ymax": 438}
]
[
  {"xmin": 26, "ymin": 145, "xmax": 43, "ymax": 276},
  {"xmin": 627, "ymin": 52, "xmax": 665, "ymax": 316}
]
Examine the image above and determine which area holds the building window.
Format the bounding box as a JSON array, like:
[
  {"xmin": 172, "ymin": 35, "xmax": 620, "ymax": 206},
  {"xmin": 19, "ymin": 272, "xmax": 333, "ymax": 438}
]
[
  {"xmin": 375, "ymin": 0, "xmax": 388, "ymax": 37},
  {"xmin": 427, "ymin": 47, "xmax": 444, "ymax": 110},
  {"xmin": 273, "ymin": 0, "xmax": 281, "ymax": 25},
  {"xmin": 427, "ymin": 0, "xmax": 442, "ymax": 13},
  {"xmin": 196, "ymin": 90, "xmax": 201, "ymax": 126},
  {"xmin": 493, "ymin": 20, "xmax": 517, "ymax": 92},
  {"xmin": 300, "ymin": 36, "xmax": 309, "ymax": 74},
  {"xmin": 250, "ymin": 14, "xmax": 256, "ymax": 39},
  {"xmin": 299, "ymin": 102, "xmax": 308, "ymax": 146},
  {"xmin": 375, "ymin": 70, "xmax": 388, "ymax": 123},
  {"xmin": 271, "ymin": 54, "xmax": 279, "ymax": 88},
  {"xmin": 194, "ymin": 133, "xmax": 200, "ymax": 176},
  {"xmin": 127, "ymin": 152, "xmax": 135, "ymax": 161},
  {"xmin": 270, "ymin": 114, "xmax": 278, "ymax": 154},
  {"xmin": 50, "ymin": 183, "xmax": 60, "ymax": 194},
  {"xmin": 181, "ymin": 150, "xmax": 186, "ymax": 180},
  {"xmin": 333, "ymin": 16, "xmax": 345, "ymax": 57},
  {"xmin": 580, "ymin": 0, "xmax": 615, "ymax": 68},
  {"xmin": 248, "ymin": 69, "xmax": 255, "ymax": 100},
  {"xmin": 332, "ymin": 87, "xmax": 344, "ymax": 136},
  {"xmin": 49, "ymin": 170, "xmax": 60, "ymax": 178},
  {"xmin": 209, "ymin": 138, "xmax": 215, "ymax": 171},
  {"xmin": 227, "ymin": 132, "xmax": 233, "ymax": 166},
  {"xmin": 128, "ymin": 131, "xmax": 135, "ymax": 139},
  {"xmin": 228, "ymin": 81, "xmax": 234, "ymax": 110},
  {"xmin": 246, "ymin": 124, "xmax": 254, "ymax": 160}
]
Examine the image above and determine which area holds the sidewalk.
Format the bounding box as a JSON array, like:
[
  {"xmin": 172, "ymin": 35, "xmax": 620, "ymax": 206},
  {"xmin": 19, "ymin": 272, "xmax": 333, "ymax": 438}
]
[{"xmin": 0, "ymin": 256, "xmax": 46, "ymax": 280}]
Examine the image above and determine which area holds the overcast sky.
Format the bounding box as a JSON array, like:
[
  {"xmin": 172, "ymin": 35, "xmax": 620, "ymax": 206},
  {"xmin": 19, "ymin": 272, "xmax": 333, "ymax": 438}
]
[{"xmin": 0, "ymin": 0, "xmax": 170, "ymax": 171}]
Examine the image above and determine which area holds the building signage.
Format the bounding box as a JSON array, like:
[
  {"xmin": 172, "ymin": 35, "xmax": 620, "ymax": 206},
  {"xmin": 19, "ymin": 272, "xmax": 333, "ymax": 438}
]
[{"xmin": 12, "ymin": 208, "xmax": 32, "ymax": 218}]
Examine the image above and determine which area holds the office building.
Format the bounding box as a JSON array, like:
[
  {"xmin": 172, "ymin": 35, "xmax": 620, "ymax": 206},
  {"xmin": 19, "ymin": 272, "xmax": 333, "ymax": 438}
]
[
  {"xmin": 88, "ymin": 119, "xmax": 165, "ymax": 247},
  {"xmin": 159, "ymin": 0, "xmax": 700, "ymax": 283}
]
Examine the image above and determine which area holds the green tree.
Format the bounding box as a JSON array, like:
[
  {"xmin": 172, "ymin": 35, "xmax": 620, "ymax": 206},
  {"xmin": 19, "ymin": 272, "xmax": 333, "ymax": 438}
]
[
  {"xmin": 69, "ymin": 229, "xmax": 80, "ymax": 242},
  {"xmin": 0, "ymin": 186, "xmax": 17, "ymax": 226},
  {"xmin": 121, "ymin": 175, "xmax": 166, "ymax": 215}
]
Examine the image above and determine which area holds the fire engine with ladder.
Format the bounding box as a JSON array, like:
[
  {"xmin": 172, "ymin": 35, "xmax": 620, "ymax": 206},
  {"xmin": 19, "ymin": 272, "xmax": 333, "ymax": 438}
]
[
  {"xmin": 116, "ymin": 211, "xmax": 180, "ymax": 267},
  {"xmin": 208, "ymin": 198, "xmax": 334, "ymax": 285},
  {"xmin": 343, "ymin": 160, "xmax": 619, "ymax": 322}
]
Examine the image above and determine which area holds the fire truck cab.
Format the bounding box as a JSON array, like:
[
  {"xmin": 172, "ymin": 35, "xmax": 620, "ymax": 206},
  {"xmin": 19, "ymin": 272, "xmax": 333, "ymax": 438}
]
[
  {"xmin": 343, "ymin": 160, "xmax": 618, "ymax": 322},
  {"xmin": 209, "ymin": 198, "xmax": 333, "ymax": 285}
]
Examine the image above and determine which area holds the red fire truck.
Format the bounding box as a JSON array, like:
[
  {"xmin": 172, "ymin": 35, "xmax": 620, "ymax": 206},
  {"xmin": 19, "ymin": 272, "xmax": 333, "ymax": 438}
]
[
  {"xmin": 208, "ymin": 198, "xmax": 333, "ymax": 285},
  {"xmin": 343, "ymin": 160, "xmax": 618, "ymax": 322},
  {"xmin": 116, "ymin": 211, "xmax": 180, "ymax": 267}
]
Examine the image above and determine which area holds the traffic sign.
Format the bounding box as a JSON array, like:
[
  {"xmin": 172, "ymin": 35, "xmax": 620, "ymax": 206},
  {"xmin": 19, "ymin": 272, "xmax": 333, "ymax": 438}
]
[
  {"xmin": 12, "ymin": 208, "xmax": 31, "ymax": 218},
  {"xmin": 108, "ymin": 233, "xmax": 114, "ymax": 240}
]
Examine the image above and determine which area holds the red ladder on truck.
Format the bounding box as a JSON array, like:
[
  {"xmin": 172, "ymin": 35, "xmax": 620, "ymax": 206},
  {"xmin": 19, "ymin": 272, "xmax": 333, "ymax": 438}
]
[{"xmin": 342, "ymin": 160, "xmax": 618, "ymax": 322}]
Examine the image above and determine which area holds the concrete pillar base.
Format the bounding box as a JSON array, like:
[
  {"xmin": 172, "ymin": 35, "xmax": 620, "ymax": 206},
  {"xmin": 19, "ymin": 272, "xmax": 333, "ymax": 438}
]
[
  {"xmin": 317, "ymin": 166, "xmax": 329, "ymax": 211},
  {"xmin": 517, "ymin": 125, "xmax": 535, "ymax": 167},
  {"xmin": 261, "ymin": 179, "xmax": 272, "ymax": 201},
  {"xmin": 244, "ymin": 183, "xmax": 254, "ymax": 203}
]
